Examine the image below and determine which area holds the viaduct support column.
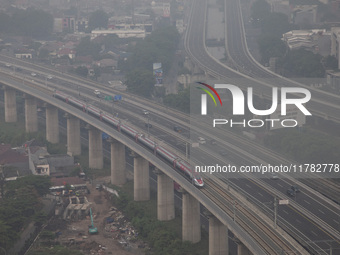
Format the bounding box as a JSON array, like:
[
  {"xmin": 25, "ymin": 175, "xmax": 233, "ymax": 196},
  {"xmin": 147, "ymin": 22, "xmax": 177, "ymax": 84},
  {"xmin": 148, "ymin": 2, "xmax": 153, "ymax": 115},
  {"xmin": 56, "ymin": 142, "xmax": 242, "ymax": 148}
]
[
  {"xmin": 133, "ymin": 154, "xmax": 149, "ymax": 201},
  {"xmin": 110, "ymin": 138, "xmax": 126, "ymax": 185},
  {"xmin": 209, "ymin": 216, "xmax": 228, "ymax": 255},
  {"xmin": 24, "ymin": 96, "xmax": 37, "ymax": 132},
  {"xmin": 236, "ymin": 240, "xmax": 251, "ymax": 255},
  {"xmin": 88, "ymin": 127, "xmax": 103, "ymax": 169},
  {"xmin": 157, "ymin": 171, "xmax": 175, "ymax": 221},
  {"xmin": 4, "ymin": 87, "xmax": 17, "ymax": 122},
  {"xmin": 46, "ymin": 106, "xmax": 59, "ymax": 143},
  {"xmin": 182, "ymin": 192, "xmax": 201, "ymax": 243},
  {"xmin": 66, "ymin": 115, "xmax": 81, "ymax": 156}
]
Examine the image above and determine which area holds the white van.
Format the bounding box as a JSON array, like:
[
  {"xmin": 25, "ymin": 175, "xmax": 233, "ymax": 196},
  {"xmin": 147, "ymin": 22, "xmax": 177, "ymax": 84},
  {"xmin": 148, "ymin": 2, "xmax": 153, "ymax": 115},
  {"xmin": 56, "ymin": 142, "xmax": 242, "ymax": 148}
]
[{"xmin": 198, "ymin": 137, "xmax": 206, "ymax": 144}]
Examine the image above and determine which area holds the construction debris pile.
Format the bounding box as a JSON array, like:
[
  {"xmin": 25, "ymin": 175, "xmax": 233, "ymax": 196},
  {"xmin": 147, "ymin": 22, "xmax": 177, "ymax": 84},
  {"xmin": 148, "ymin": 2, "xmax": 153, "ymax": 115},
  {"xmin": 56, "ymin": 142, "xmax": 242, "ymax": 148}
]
[{"xmin": 102, "ymin": 206, "xmax": 148, "ymax": 252}]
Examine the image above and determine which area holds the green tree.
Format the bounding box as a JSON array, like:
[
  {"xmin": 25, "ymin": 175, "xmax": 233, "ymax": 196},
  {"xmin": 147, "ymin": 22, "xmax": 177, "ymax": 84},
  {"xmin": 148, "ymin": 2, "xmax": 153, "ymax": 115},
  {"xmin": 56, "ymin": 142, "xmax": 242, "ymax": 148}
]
[
  {"xmin": 92, "ymin": 66, "xmax": 101, "ymax": 80},
  {"xmin": 103, "ymin": 34, "xmax": 120, "ymax": 51},
  {"xmin": 258, "ymin": 35, "xmax": 287, "ymax": 64},
  {"xmin": 27, "ymin": 245, "xmax": 84, "ymax": 255},
  {"xmin": 75, "ymin": 66, "xmax": 88, "ymax": 77},
  {"xmin": 261, "ymin": 12, "xmax": 292, "ymax": 38},
  {"xmin": 7, "ymin": 175, "xmax": 51, "ymax": 196},
  {"xmin": 251, "ymin": 0, "xmax": 271, "ymax": 27},
  {"xmin": 0, "ymin": 13, "xmax": 10, "ymax": 33},
  {"xmin": 11, "ymin": 9, "xmax": 53, "ymax": 37},
  {"xmin": 125, "ymin": 69, "xmax": 155, "ymax": 98},
  {"xmin": 75, "ymin": 36, "xmax": 101, "ymax": 59},
  {"xmin": 87, "ymin": 10, "xmax": 109, "ymax": 31},
  {"xmin": 283, "ymin": 49, "xmax": 325, "ymax": 77},
  {"xmin": 122, "ymin": 26, "xmax": 180, "ymax": 75},
  {"xmin": 163, "ymin": 88, "xmax": 191, "ymax": 113},
  {"xmin": 0, "ymin": 220, "xmax": 17, "ymax": 250},
  {"xmin": 324, "ymin": 55, "xmax": 338, "ymax": 70},
  {"xmin": 264, "ymin": 128, "xmax": 340, "ymax": 164},
  {"xmin": 38, "ymin": 48, "xmax": 49, "ymax": 60}
]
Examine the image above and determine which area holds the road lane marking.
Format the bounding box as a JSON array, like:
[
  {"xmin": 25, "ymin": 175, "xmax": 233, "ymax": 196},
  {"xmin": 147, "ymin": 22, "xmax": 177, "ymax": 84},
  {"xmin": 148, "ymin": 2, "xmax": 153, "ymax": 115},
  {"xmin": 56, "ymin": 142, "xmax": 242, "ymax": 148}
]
[
  {"xmin": 282, "ymin": 210, "xmax": 289, "ymax": 215},
  {"xmin": 311, "ymin": 231, "xmax": 318, "ymax": 237},
  {"xmin": 296, "ymin": 219, "xmax": 302, "ymax": 223},
  {"xmin": 258, "ymin": 192, "xmax": 263, "ymax": 197},
  {"xmin": 245, "ymin": 184, "xmax": 251, "ymax": 188},
  {"xmin": 277, "ymin": 183, "xmax": 283, "ymax": 188},
  {"xmin": 303, "ymin": 200, "xmax": 311, "ymax": 205},
  {"xmin": 333, "ymin": 219, "xmax": 339, "ymax": 224},
  {"xmin": 318, "ymin": 209, "xmax": 325, "ymax": 215}
]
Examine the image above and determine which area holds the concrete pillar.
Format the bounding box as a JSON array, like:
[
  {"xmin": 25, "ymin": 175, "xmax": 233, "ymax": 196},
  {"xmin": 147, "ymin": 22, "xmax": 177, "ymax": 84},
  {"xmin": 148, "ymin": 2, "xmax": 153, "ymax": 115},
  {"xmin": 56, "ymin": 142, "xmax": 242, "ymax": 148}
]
[
  {"xmin": 182, "ymin": 193, "xmax": 201, "ymax": 243},
  {"xmin": 110, "ymin": 138, "xmax": 126, "ymax": 185},
  {"xmin": 4, "ymin": 87, "xmax": 17, "ymax": 122},
  {"xmin": 331, "ymin": 29, "xmax": 336, "ymax": 56},
  {"xmin": 237, "ymin": 242, "xmax": 250, "ymax": 255},
  {"xmin": 88, "ymin": 127, "xmax": 103, "ymax": 169},
  {"xmin": 67, "ymin": 116, "xmax": 81, "ymax": 156},
  {"xmin": 338, "ymin": 42, "xmax": 340, "ymax": 70},
  {"xmin": 209, "ymin": 216, "xmax": 228, "ymax": 255},
  {"xmin": 157, "ymin": 172, "xmax": 175, "ymax": 221},
  {"xmin": 133, "ymin": 155, "xmax": 150, "ymax": 201},
  {"xmin": 25, "ymin": 96, "xmax": 37, "ymax": 132},
  {"xmin": 46, "ymin": 106, "xmax": 59, "ymax": 143}
]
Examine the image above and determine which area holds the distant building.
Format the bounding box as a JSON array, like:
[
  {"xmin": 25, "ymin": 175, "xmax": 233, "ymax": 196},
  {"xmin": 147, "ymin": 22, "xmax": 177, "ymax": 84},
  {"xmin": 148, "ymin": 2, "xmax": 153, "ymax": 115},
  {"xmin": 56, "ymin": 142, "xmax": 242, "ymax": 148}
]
[
  {"xmin": 0, "ymin": 144, "xmax": 29, "ymax": 179},
  {"xmin": 318, "ymin": 0, "xmax": 329, "ymax": 4},
  {"xmin": 63, "ymin": 16, "xmax": 76, "ymax": 32},
  {"xmin": 269, "ymin": 0, "xmax": 290, "ymax": 17},
  {"xmin": 28, "ymin": 146, "xmax": 50, "ymax": 176},
  {"xmin": 57, "ymin": 48, "xmax": 76, "ymax": 59},
  {"xmin": 54, "ymin": 18, "xmax": 63, "ymax": 33},
  {"xmin": 54, "ymin": 16, "xmax": 76, "ymax": 33},
  {"xmin": 331, "ymin": 27, "xmax": 340, "ymax": 69},
  {"xmin": 91, "ymin": 28, "xmax": 146, "ymax": 39},
  {"xmin": 282, "ymin": 29, "xmax": 330, "ymax": 56},
  {"xmin": 76, "ymin": 19, "xmax": 88, "ymax": 33},
  {"xmin": 14, "ymin": 49, "xmax": 33, "ymax": 59},
  {"xmin": 28, "ymin": 145, "xmax": 75, "ymax": 176},
  {"xmin": 291, "ymin": 5, "xmax": 318, "ymax": 27},
  {"xmin": 90, "ymin": 23, "xmax": 152, "ymax": 39},
  {"xmin": 50, "ymin": 176, "xmax": 86, "ymax": 190}
]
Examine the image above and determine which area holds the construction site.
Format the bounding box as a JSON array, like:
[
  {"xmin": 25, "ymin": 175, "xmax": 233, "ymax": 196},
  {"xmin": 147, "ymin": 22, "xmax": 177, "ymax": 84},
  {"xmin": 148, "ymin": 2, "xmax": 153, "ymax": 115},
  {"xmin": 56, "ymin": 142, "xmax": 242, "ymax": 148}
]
[{"xmin": 31, "ymin": 179, "xmax": 147, "ymax": 255}]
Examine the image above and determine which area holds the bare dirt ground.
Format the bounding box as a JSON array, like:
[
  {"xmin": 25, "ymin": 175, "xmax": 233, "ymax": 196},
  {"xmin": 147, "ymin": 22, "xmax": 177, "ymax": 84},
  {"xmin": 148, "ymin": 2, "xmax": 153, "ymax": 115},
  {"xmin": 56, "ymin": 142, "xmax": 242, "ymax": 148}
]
[{"xmin": 59, "ymin": 180, "xmax": 146, "ymax": 255}]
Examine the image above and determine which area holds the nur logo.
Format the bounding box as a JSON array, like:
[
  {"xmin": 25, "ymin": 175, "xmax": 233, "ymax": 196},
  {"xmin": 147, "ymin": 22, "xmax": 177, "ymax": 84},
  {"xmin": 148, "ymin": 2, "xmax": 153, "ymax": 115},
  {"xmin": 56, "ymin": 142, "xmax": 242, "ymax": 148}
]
[
  {"xmin": 196, "ymin": 82, "xmax": 312, "ymax": 116},
  {"xmin": 196, "ymin": 82, "xmax": 222, "ymax": 115}
]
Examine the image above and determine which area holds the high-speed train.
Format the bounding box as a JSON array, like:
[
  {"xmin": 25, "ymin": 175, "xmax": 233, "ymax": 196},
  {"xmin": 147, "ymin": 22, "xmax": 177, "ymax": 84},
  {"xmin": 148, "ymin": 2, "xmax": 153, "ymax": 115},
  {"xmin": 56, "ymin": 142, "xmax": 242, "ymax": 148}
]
[{"xmin": 54, "ymin": 90, "xmax": 204, "ymax": 187}]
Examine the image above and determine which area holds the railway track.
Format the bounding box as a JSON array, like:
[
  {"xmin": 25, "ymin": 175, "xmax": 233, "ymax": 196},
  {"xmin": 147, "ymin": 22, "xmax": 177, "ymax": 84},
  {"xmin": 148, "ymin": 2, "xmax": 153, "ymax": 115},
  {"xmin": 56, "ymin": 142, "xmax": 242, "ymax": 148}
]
[
  {"xmin": 203, "ymin": 178, "xmax": 298, "ymax": 255},
  {"xmin": 1, "ymin": 59, "xmax": 339, "ymax": 252}
]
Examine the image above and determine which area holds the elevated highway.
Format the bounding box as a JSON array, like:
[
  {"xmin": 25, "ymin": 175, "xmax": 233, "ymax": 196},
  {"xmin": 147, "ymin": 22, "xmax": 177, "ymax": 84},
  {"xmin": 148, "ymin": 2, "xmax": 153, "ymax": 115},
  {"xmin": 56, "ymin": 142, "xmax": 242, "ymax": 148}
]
[
  {"xmin": 185, "ymin": 0, "xmax": 340, "ymax": 123},
  {"xmin": 0, "ymin": 0, "xmax": 338, "ymax": 250},
  {"xmin": 0, "ymin": 73, "xmax": 304, "ymax": 254},
  {"xmin": 0, "ymin": 66, "xmax": 338, "ymax": 254}
]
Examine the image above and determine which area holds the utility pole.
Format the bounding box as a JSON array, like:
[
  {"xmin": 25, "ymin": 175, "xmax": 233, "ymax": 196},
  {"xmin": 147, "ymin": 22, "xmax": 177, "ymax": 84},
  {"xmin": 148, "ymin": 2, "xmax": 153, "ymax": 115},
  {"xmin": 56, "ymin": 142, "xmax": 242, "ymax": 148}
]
[
  {"xmin": 147, "ymin": 115, "xmax": 150, "ymax": 137},
  {"xmin": 185, "ymin": 142, "xmax": 188, "ymax": 159},
  {"xmin": 274, "ymin": 197, "xmax": 278, "ymax": 229}
]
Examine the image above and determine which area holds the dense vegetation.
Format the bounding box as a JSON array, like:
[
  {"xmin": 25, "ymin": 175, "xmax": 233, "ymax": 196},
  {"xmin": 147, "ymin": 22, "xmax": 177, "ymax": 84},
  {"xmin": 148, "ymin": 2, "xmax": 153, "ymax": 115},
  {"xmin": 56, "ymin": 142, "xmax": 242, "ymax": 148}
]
[
  {"xmin": 87, "ymin": 10, "xmax": 109, "ymax": 31},
  {"xmin": 0, "ymin": 175, "xmax": 51, "ymax": 250},
  {"xmin": 26, "ymin": 245, "xmax": 84, "ymax": 255},
  {"xmin": 250, "ymin": 0, "xmax": 329, "ymax": 76},
  {"xmin": 163, "ymin": 88, "xmax": 190, "ymax": 113},
  {"xmin": 122, "ymin": 26, "xmax": 180, "ymax": 98},
  {"xmin": 110, "ymin": 183, "xmax": 208, "ymax": 255},
  {"xmin": 264, "ymin": 128, "xmax": 340, "ymax": 164},
  {"xmin": 0, "ymin": 121, "xmax": 67, "ymax": 155},
  {"xmin": 0, "ymin": 9, "xmax": 53, "ymax": 37}
]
